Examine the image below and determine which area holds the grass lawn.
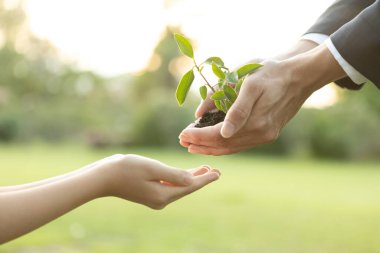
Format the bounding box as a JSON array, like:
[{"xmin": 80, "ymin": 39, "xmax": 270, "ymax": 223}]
[{"xmin": 1, "ymin": 143, "xmax": 380, "ymax": 253}]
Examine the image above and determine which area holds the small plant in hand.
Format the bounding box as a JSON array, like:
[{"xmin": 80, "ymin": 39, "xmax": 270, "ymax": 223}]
[{"xmin": 174, "ymin": 33, "xmax": 262, "ymax": 128}]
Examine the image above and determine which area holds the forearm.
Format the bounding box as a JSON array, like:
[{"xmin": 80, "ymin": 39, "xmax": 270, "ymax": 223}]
[
  {"xmin": 284, "ymin": 43, "xmax": 346, "ymax": 93},
  {"xmin": 248, "ymin": 40, "xmax": 318, "ymax": 64},
  {"xmin": 0, "ymin": 169, "xmax": 105, "ymax": 244},
  {"xmin": 0, "ymin": 168, "xmax": 86, "ymax": 193},
  {"xmin": 0, "ymin": 159, "xmax": 108, "ymax": 193}
]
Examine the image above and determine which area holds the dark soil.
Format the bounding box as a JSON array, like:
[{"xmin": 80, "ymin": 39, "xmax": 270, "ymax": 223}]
[{"xmin": 194, "ymin": 109, "xmax": 226, "ymax": 128}]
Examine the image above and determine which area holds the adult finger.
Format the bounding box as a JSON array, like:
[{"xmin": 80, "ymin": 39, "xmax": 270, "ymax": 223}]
[
  {"xmin": 179, "ymin": 123, "xmax": 195, "ymax": 147},
  {"xmin": 195, "ymin": 92, "xmax": 215, "ymax": 118},
  {"xmin": 179, "ymin": 123, "xmax": 223, "ymax": 147},
  {"xmin": 221, "ymin": 79, "xmax": 263, "ymax": 138},
  {"xmin": 188, "ymin": 144, "xmax": 244, "ymax": 156},
  {"xmin": 179, "ymin": 139, "xmax": 191, "ymax": 148}
]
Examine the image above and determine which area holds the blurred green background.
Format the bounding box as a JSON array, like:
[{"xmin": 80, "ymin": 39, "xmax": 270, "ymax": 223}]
[
  {"xmin": 1, "ymin": 145, "xmax": 380, "ymax": 253},
  {"xmin": 1, "ymin": 0, "xmax": 380, "ymax": 252}
]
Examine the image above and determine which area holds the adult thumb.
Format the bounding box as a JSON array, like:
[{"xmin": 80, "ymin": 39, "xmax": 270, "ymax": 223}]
[
  {"xmin": 195, "ymin": 92, "xmax": 215, "ymax": 118},
  {"xmin": 221, "ymin": 82, "xmax": 262, "ymax": 138}
]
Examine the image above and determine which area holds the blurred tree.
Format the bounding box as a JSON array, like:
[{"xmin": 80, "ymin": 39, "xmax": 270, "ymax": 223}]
[
  {"xmin": 271, "ymin": 83, "xmax": 380, "ymax": 160},
  {"xmin": 0, "ymin": 0, "xmax": 124, "ymax": 144}
]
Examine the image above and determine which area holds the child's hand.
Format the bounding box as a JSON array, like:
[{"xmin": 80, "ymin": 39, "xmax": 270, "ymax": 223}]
[
  {"xmin": 95, "ymin": 154, "xmax": 220, "ymax": 209},
  {"xmin": 0, "ymin": 154, "xmax": 219, "ymax": 243}
]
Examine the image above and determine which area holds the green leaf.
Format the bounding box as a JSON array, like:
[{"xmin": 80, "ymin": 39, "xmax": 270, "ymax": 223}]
[
  {"xmin": 236, "ymin": 63, "xmax": 263, "ymax": 79},
  {"xmin": 223, "ymin": 85, "xmax": 237, "ymax": 103},
  {"xmin": 214, "ymin": 100, "xmax": 226, "ymax": 113},
  {"xmin": 176, "ymin": 69, "xmax": 195, "ymax": 106},
  {"xmin": 210, "ymin": 90, "xmax": 226, "ymax": 100},
  {"xmin": 212, "ymin": 63, "xmax": 225, "ymax": 79},
  {"xmin": 235, "ymin": 78, "xmax": 244, "ymax": 92},
  {"xmin": 205, "ymin": 57, "xmax": 224, "ymax": 67},
  {"xmin": 199, "ymin": 85, "xmax": 207, "ymax": 100},
  {"xmin": 174, "ymin": 34, "xmax": 194, "ymax": 58},
  {"xmin": 226, "ymin": 71, "xmax": 238, "ymax": 83},
  {"xmin": 217, "ymin": 79, "xmax": 225, "ymax": 88}
]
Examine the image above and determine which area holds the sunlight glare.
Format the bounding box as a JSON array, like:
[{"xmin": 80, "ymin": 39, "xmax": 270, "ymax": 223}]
[
  {"xmin": 25, "ymin": 0, "xmax": 165, "ymax": 76},
  {"xmin": 24, "ymin": 0, "xmax": 337, "ymax": 107}
]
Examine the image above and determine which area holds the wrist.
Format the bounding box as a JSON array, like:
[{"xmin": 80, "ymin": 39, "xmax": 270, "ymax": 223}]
[
  {"xmin": 86, "ymin": 165, "xmax": 113, "ymax": 199},
  {"xmin": 282, "ymin": 44, "xmax": 346, "ymax": 93},
  {"xmin": 274, "ymin": 39, "xmax": 319, "ymax": 61},
  {"xmin": 91, "ymin": 154, "xmax": 132, "ymax": 198}
]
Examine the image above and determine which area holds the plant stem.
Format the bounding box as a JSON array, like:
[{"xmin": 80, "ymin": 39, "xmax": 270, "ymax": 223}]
[
  {"xmin": 193, "ymin": 59, "xmax": 216, "ymax": 93},
  {"xmin": 193, "ymin": 59, "xmax": 228, "ymax": 113},
  {"xmin": 221, "ymin": 66, "xmax": 230, "ymax": 71}
]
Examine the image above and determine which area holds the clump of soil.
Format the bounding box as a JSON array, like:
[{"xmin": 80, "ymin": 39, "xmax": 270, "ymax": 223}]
[{"xmin": 194, "ymin": 109, "xmax": 226, "ymax": 128}]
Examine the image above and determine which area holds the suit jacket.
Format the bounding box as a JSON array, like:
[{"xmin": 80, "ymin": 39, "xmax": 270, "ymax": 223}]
[{"xmin": 306, "ymin": 0, "xmax": 380, "ymax": 89}]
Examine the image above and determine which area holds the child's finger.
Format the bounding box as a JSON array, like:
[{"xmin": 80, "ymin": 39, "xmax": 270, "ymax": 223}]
[
  {"xmin": 187, "ymin": 165, "xmax": 211, "ymax": 176},
  {"xmin": 160, "ymin": 166, "xmax": 211, "ymax": 186},
  {"xmin": 168, "ymin": 170, "xmax": 220, "ymax": 202},
  {"xmin": 152, "ymin": 164, "xmax": 193, "ymax": 186}
]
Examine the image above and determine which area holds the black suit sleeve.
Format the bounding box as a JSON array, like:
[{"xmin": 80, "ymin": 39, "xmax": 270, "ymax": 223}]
[
  {"xmin": 331, "ymin": 0, "xmax": 380, "ymax": 88},
  {"xmin": 305, "ymin": 0, "xmax": 376, "ymax": 90},
  {"xmin": 306, "ymin": 0, "xmax": 375, "ymax": 35}
]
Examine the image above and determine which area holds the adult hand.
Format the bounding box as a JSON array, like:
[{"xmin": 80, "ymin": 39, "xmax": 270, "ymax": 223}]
[
  {"xmin": 179, "ymin": 60, "xmax": 299, "ymax": 155},
  {"xmin": 193, "ymin": 40, "xmax": 319, "ymax": 120},
  {"xmin": 179, "ymin": 44, "xmax": 345, "ymax": 155},
  {"xmin": 179, "ymin": 40, "xmax": 320, "ymax": 152}
]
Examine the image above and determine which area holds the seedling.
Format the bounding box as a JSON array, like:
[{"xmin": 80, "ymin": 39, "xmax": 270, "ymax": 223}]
[{"xmin": 174, "ymin": 33, "xmax": 262, "ymax": 127}]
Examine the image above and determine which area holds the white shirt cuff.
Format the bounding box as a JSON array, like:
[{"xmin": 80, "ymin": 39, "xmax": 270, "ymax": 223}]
[
  {"xmin": 301, "ymin": 33, "xmax": 329, "ymax": 45},
  {"xmin": 324, "ymin": 38, "xmax": 368, "ymax": 85}
]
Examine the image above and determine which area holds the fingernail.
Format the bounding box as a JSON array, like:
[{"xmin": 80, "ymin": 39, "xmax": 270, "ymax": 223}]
[
  {"xmin": 211, "ymin": 168, "xmax": 221, "ymax": 176},
  {"xmin": 211, "ymin": 172, "xmax": 220, "ymax": 180},
  {"xmin": 202, "ymin": 165, "xmax": 211, "ymax": 171},
  {"xmin": 221, "ymin": 121, "xmax": 235, "ymax": 138},
  {"xmin": 188, "ymin": 147, "xmax": 198, "ymax": 154}
]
